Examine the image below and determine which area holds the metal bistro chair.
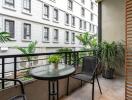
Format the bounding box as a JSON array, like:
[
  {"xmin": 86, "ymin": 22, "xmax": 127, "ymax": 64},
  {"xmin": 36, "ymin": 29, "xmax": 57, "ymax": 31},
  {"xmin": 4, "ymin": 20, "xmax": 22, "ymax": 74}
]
[
  {"xmin": 0, "ymin": 78, "xmax": 27, "ymax": 100},
  {"xmin": 67, "ymin": 56, "xmax": 102, "ymax": 100}
]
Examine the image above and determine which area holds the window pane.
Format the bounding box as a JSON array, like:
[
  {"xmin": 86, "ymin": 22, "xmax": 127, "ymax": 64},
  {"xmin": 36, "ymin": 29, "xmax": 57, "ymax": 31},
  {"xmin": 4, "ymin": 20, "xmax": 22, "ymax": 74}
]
[
  {"xmin": 54, "ymin": 9, "xmax": 58, "ymax": 21},
  {"xmin": 53, "ymin": 29, "xmax": 58, "ymax": 42},
  {"xmin": 5, "ymin": 20, "xmax": 14, "ymax": 38},
  {"xmin": 23, "ymin": 0, "xmax": 31, "ymax": 12},
  {"xmin": 65, "ymin": 31, "xmax": 69, "ymax": 42},
  {"xmin": 44, "ymin": 27, "xmax": 49, "ymax": 41},
  {"xmin": 66, "ymin": 13, "xmax": 69, "ymax": 24},
  {"xmin": 24, "ymin": 23, "xmax": 31, "ymax": 39},
  {"xmin": 44, "ymin": 4, "xmax": 49, "ymax": 18},
  {"xmin": 5, "ymin": 0, "xmax": 14, "ymax": 7}
]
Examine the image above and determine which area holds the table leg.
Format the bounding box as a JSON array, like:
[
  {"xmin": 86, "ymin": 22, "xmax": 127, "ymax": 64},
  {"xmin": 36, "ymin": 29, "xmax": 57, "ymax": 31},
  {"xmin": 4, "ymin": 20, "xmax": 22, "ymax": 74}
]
[{"xmin": 48, "ymin": 80, "xmax": 59, "ymax": 100}]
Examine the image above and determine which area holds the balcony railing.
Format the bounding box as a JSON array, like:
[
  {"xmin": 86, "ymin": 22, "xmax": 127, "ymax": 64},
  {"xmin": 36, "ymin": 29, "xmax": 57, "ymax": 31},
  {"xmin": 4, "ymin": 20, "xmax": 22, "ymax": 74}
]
[{"xmin": 0, "ymin": 50, "xmax": 95, "ymax": 90}]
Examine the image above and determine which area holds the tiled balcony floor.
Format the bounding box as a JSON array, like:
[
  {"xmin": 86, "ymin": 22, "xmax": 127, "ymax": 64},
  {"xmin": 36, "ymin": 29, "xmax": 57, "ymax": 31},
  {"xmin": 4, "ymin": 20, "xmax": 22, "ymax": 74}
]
[{"xmin": 62, "ymin": 77, "xmax": 125, "ymax": 100}]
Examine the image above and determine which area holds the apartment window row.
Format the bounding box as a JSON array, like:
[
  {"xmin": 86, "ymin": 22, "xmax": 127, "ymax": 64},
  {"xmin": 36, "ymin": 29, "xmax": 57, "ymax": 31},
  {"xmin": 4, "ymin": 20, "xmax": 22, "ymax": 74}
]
[
  {"xmin": 4, "ymin": 0, "xmax": 31, "ymax": 12},
  {"xmin": 4, "ymin": 19, "xmax": 76, "ymax": 43}
]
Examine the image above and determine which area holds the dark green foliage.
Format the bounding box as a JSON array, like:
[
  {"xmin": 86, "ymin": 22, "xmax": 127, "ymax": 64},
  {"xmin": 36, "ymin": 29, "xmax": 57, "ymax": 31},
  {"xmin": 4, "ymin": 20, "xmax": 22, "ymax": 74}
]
[{"xmin": 0, "ymin": 32, "xmax": 11, "ymax": 43}]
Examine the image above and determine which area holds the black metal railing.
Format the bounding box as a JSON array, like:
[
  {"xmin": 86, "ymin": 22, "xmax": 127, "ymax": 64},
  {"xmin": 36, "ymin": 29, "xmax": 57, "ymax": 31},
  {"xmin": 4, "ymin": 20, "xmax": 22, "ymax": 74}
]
[{"xmin": 0, "ymin": 50, "xmax": 95, "ymax": 89}]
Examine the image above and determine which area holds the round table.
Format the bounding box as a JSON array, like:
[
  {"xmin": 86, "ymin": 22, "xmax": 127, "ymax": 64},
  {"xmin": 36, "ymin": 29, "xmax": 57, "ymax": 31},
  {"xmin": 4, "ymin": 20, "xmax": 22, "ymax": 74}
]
[{"xmin": 30, "ymin": 64, "xmax": 75, "ymax": 100}]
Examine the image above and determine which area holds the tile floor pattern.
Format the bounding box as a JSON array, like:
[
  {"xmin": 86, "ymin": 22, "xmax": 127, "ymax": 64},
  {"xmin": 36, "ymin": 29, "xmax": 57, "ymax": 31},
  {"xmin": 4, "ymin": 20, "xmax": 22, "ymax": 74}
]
[{"xmin": 62, "ymin": 77, "xmax": 125, "ymax": 100}]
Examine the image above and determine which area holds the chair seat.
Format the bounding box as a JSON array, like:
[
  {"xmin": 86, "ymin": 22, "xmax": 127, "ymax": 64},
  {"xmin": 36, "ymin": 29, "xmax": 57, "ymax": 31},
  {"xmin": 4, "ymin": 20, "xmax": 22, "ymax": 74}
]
[
  {"xmin": 9, "ymin": 95, "xmax": 26, "ymax": 100},
  {"xmin": 72, "ymin": 73, "xmax": 93, "ymax": 82}
]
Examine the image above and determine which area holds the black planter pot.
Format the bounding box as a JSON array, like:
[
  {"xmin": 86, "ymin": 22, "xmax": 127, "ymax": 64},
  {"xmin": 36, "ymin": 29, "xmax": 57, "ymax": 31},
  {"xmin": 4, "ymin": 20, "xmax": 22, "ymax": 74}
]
[{"xmin": 102, "ymin": 68, "xmax": 114, "ymax": 79}]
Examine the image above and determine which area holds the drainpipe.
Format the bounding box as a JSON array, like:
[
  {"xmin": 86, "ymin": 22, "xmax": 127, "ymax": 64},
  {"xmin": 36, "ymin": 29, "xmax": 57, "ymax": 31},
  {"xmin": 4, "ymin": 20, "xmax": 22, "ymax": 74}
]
[{"xmin": 98, "ymin": 2, "xmax": 102, "ymax": 43}]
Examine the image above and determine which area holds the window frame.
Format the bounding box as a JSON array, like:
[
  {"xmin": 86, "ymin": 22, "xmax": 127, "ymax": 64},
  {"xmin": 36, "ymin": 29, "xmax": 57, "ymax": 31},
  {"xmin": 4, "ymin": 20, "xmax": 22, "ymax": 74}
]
[
  {"xmin": 68, "ymin": 0, "xmax": 73, "ymax": 11},
  {"xmin": 43, "ymin": 4, "xmax": 49, "ymax": 19},
  {"xmin": 5, "ymin": 0, "xmax": 15, "ymax": 7},
  {"xmin": 53, "ymin": 29, "xmax": 59, "ymax": 42},
  {"xmin": 65, "ymin": 13, "xmax": 69, "ymax": 25},
  {"xmin": 71, "ymin": 32, "xmax": 75, "ymax": 44},
  {"xmin": 91, "ymin": 13, "xmax": 94, "ymax": 21},
  {"xmin": 53, "ymin": 8, "xmax": 59, "ymax": 21},
  {"xmin": 43, "ymin": 27, "xmax": 50, "ymax": 42},
  {"xmin": 23, "ymin": 0, "xmax": 31, "ymax": 13},
  {"xmin": 84, "ymin": 21, "xmax": 87, "ymax": 30},
  {"xmin": 65, "ymin": 31, "xmax": 69, "ymax": 43},
  {"xmin": 81, "ymin": 7, "xmax": 85, "ymax": 17},
  {"xmin": 71, "ymin": 16, "xmax": 75, "ymax": 27},
  {"xmin": 79, "ymin": 19, "xmax": 82, "ymax": 29},
  {"xmin": 91, "ymin": 2, "xmax": 94, "ymax": 10},
  {"xmin": 23, "ymin": 23, "xmax": 31, "ymax": 40},
  {"xmin": 5, "ymin": 19, "xmax": 15, "ymax": 39}
]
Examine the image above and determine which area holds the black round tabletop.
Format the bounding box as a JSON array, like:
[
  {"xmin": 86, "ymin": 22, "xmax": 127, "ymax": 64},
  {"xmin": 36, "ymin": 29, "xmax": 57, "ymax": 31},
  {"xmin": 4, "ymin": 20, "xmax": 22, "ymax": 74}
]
[{"xmin": 29, "ymin": 64, "xmax": 76, "ymax": 80}]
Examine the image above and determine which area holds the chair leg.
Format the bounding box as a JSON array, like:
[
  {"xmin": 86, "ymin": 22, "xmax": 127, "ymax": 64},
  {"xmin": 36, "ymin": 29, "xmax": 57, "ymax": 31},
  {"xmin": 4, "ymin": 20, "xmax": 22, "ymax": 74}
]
[
  {"xmin": 81, "ymin": 80, "xmax": 83, "ymax": 87},
  {"xmin": 92, "ymin": 79, "xmax": 95, "ymax": 100},
  {"xmin": 96, "ymin": 76, "xmax": 102, "ymax": 94},
  {"xmin": 67, "ymin": 77, "xmax": 69, "ymax": 96}
]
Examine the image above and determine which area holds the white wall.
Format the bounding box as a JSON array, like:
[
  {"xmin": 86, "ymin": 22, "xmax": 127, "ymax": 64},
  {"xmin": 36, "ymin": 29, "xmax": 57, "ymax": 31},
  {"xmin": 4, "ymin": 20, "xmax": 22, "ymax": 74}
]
[{"xmin": 102, "ymin": 0, "xmax": 125, "ymax": 42}]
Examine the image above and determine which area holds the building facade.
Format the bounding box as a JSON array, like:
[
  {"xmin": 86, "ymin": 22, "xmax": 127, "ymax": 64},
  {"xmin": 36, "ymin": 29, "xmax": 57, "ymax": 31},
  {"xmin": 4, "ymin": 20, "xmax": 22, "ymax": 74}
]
[{"xmin": 0, "ymin": 0, "xmax": 98, "ymax": 55}]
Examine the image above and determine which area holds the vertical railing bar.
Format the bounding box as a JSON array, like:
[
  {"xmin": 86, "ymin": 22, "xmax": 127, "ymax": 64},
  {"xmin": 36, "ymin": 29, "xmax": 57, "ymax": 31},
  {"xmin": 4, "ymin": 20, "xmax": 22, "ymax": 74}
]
[
  {"xmin": 14, "ymin": 57, "xmax": 17, "ymax": 85},
  {"xmin": 76, "ymin": 52, "xmax": 79, "ymax": 66},
  {"xmin": 2, "ymin": 57, "xmax": 5, "ymax": 89}
]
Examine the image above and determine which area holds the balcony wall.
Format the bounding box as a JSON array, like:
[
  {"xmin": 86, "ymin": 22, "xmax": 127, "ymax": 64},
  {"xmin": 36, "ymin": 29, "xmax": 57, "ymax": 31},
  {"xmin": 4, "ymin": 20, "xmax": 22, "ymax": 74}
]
[
  {"xmin": 102, "ymin": 0, "xmax": 125, "ymax": 42},
  {"xmin": 0, "ymin": 77, "xmax": 81, "ymax": 100}
]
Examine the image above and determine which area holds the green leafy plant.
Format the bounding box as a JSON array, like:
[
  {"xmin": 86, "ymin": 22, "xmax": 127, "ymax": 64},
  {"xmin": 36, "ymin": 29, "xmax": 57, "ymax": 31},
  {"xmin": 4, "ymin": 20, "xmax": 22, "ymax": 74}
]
[
  {"xmin": 99, "ymin": 41, "xmax": 125, "ymax": 78},
  {"xmin": 76, "ymin": 32, "xmax": 97, "ymax": 49},
  {"xmin": 0, "ymin": 32, "xmax": 11, "ymax": 43},
  {"xmin": 48, "ymin": 55, "xmax": 61, "ymax": 64},
  {"xmin": 16, "ymin": 41, "xmax": 37, "ymax": 62}
]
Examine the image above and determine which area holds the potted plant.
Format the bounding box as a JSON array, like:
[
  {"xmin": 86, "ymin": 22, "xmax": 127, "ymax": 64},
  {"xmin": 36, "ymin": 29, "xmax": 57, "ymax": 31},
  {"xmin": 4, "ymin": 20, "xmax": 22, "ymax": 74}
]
[
  {"xmin": 48, "ymin": 55, "xmax": 61, "ymax": 69},
  {"xmin": 99, "ymin": 41, "xmax": 124, "ymax": 79}
]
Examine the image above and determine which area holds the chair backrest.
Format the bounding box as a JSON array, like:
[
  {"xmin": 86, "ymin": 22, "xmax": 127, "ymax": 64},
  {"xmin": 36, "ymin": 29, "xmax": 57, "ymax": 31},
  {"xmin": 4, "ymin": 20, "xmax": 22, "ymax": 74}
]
[{"xmin": 82, "ymin": 56, "xmax": 98, "ymax": 75}]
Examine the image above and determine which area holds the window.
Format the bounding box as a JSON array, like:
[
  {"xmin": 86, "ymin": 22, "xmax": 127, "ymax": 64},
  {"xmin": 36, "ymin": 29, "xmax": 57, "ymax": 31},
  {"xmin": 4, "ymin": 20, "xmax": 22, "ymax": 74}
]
[
  {"xmin": 5, "ymin": 0, "xmax": 14, "ymax": 7},
  {"xmin": 43, "ymin": 27, "xmax": 49, "ymax": 42},
  {"xmin": 23, "ymin": 0, "xmax": 31, "ymax": 13},
  {"xmin": 53, "ymin": 29, "xmax": 59, "ymax": 42},
  {"xmin": 53, "ymin": 8, "xmax": 58, "ymax": 21},
  {"xmin": 84, "ymin": 21, "xmax": 86, "ymax": 30},
  {"xmin": 79, "ymin": 19, "xmax": 82, "ymax": 29},
  {"xmin": 81, "ymin": 7, "xmax": 85, "ymax": 16},
  {"xmin": 81, "ymin": 0, "xmax": 85, "ymax": 4},
  {"xmin": 65, "ymin": 13, "xmax": 69, "ymax": 25},
  {"xmin": 68, "ymin": 0, "xmax": 73, "ymax": 10},
  {"xmin": 91, "ymin": 13, "xmax": 93, "ymax": 21},
  {"xmin": 71, "ymin": 16, "xmax": 75, "ymax": 26},
  {"xmin": 65, "ymin": 31, "xmax": 69, "ymax": 43},
  {"xmin": 43, "ymin": 4, "xmax": 49, "ymax": 19},
  {"xmin": 5, "ymin": 20, "xmax": 15, "ymax": 39},
  {"xmin": 89, "ymin": 23, "xmax": 91, "ymax": 32},
  {"xmin": 23, "ymin": 23, "xmax": 31, "ymax": 40},
  {"xmin": 71, "ymin": 32, "xmax": 75, "ymax": 43},
  {"xmin": 91, "ymin": 2, "xmax": 94, "ymax": 10},
  {"xmin": 93, "ymin": 25, "xmax": 95, "ymax": 33}
]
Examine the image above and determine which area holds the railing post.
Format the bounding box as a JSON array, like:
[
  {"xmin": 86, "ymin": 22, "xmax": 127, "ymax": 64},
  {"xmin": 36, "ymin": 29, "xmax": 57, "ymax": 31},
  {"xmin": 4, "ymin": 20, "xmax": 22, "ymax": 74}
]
[
  {"xmin": 14, "ymin": 57, "xmax": 17, "ymax": 85},
  {"xmin": 76, "ymin": 52, "xmax": 79, "ymax": 66},
  {"xmin": 2, "ymin": 58, "xmax": 5, "ymax": 89},
  {"xmin": 68, "ymin": 53, "xmax": 71, "ymax": 65},
  {"xmin": 65, "ymin": 53, "xmax": 67, "ymax": 64},
  {"xmin": 73, "ymin": 52, "xmax": 76, "ymax": 67}
]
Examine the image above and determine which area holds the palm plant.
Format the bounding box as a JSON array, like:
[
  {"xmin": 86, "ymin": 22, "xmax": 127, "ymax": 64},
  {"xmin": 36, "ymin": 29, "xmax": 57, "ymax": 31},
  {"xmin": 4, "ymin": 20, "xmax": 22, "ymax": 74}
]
[
  {"xmin": 16, "ymin": 41, "xmax": 37, "ymax": 67},
  {"xmin": 76, "ymin": 32, "xmax": 97, "ymax": 49},
  {"xmin": 0, "ymin": 32, "xmax": 11, "ymax": 43}
]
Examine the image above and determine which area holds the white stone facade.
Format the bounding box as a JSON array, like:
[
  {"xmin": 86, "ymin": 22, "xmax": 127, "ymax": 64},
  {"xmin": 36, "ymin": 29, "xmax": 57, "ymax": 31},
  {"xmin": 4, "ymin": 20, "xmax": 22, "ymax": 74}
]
[{"xmin": 0, "ymin": 0, "xmax": 98, "ymax": 55}]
